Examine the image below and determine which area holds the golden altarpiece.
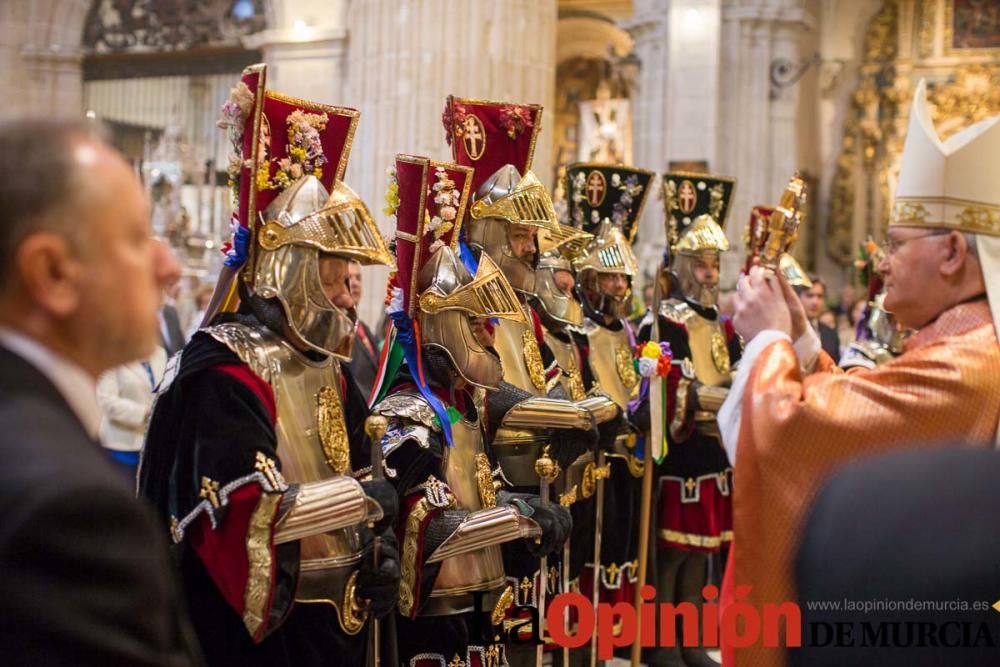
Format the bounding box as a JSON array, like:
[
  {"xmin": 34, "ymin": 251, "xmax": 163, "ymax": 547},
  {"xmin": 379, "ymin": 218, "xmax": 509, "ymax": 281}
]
[{"xmin": 828, "ymin": 0, "xmax": 1000, "ymax": 265}]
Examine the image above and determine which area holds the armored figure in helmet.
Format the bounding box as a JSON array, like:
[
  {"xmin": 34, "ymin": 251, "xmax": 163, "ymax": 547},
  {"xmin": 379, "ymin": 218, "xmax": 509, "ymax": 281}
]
[
  {"xmin": 368, "ymin": 155, "xmax": 574, "ymax": 666},
  {"xmin": 565, "ymin": 163, "xmax": 654, "ymax": 622},
  {"xmin": 443, "ymin": 97, "xmax": 618, "ymax": 661},
  {"xmin": 636, "ymin": 172, "xmax": 742, "ymax": 667},
  {"xmin": 138, "ymin": 65, "xmax": 400, "ymax": 666},
  {"xmin": 840, "ymin": 242, "xmax": 912, "ymax": 369}
]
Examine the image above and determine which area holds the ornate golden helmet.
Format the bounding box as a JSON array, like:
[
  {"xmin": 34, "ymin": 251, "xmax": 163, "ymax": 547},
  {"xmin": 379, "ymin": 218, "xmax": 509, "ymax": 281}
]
[
  {"xmin": 565, "ymin": 163, "xmax": 653, "ymax": 319},
  {"xmin": 214, "ymin": 63, "xmax": 392, "ymax": 359},
  {"xmin": 386, "ymin": 155, "xmax": 526, "ymax": 390},
  {"xmin": 443, "ymin": 95, "xmax": 581, "ymax": 297},
  {"xmin": 661, "ymin": 171, "xmax": 736, "ymax": 307}
]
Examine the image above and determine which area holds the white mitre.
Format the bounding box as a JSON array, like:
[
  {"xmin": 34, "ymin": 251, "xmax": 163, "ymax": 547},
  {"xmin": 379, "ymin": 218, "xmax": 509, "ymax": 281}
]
[{"xmin": 891, "ymin": 79, "xmax": 1000, "ymax": 358}]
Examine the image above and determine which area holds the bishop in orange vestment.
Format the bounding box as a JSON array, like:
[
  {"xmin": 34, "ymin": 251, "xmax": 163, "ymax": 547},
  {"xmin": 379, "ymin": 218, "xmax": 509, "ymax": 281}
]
[
  {"xmin": 718, "ymin": 298, "xmax": 999, "ymax": 667},
  {"xmin": 717, "ymin": 80, "xmax": 1000, "ymax": 667}
]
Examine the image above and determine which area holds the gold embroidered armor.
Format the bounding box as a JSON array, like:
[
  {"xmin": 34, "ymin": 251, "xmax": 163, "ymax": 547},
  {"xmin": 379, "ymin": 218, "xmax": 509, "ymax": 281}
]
[
  {"xmin": 544, "ymin": 329, "xmax": 586, "ymax": 401},
  {"xmin": 583, "ymin": 320, "xmax": 639, "ymax": 408},
  {"xmin": 206, "ymin": 321, "xmax": 369, "ymax": 632},
  {"xmin": 658, "ymin": 300, "xmax": 732, "ymax": 388},
  {"xmin": 493, "ymin": 306, "xmax": 547, "ymax": 397},
  {"xmin": 372, "ymin": 392, "xmax": 536, "ymax": 616}
]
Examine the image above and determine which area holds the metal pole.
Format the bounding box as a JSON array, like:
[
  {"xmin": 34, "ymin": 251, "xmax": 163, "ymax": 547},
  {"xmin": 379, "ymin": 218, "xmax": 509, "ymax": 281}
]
[
  {"xmin": 534, "ymin": 447, "xmax": 560, "ymax": 667},
  {"xmin": 631, "ymin": 263, "xmax": 666, "ymax": 667},
  {"xmin": 630, "ymin": 441, "xmax": 654, "ymax": 666},
  {"xmin": 589, "ymin": 451, "xmax": 607, "ymax": 667},
  {"xmin": 364, "ymin": 415, "xmax": 390, "ymax": 667}
]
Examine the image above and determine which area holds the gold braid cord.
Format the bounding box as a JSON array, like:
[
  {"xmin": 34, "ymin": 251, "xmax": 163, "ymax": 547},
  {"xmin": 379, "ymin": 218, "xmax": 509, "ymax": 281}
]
[
  {"xmin": 400, "ymin": 492, "xmax": 457, "ymax": 617},
  {"xmin": 241, "ymin": 491, "xmax": 282, "ymax": 638},
  {"xmin": 670, "ymin": 377, "xmax": 693, "ymax": 443}
]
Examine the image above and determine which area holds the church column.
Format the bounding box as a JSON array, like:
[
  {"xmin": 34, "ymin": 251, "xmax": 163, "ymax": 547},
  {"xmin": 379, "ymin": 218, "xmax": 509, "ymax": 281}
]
[
  {"xmin": 717, "ymin": 0, "xmax": 816, "ymax": 282},
  {"xmin": 242, "ymin": 0, "xmax": 349, "ymax": 106},
  {"xmin": 20, "ymin": 48, "xmax": 84, "ymax": 117},
  {"xmin": 623, "ymin": 0, "xmax": 670, "ymax": 273},
  {"xmin": 4, "ymin": 0, "xmax": 90, "ymax": 119},
  {"xmin": 343, "ymin": 0, "xmax": 558, "ymax": 328}
]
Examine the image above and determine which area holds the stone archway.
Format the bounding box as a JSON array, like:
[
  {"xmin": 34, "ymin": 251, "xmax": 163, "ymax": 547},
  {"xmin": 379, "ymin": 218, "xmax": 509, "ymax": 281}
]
[
  {"xmin": 552, "ymin": 14, "xmax": 634, "ymax": 190},
  {"xmin": 1, "ymin": 0, "xmax": 91, "ymax": 119}
]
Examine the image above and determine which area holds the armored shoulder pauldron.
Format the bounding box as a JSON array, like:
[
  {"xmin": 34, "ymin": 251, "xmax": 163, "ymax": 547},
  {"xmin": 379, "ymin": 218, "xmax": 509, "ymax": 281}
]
[
  {"xmin": 659, "ymin": 299, "xmax": 696, "ymax": 328},
  {"xmin": 372, "ymin": 391, "xmax": 440, "ymax": 431},
  {"xmin": 205, "ymin": 321, "xmax": 286, "ymax": 386}
]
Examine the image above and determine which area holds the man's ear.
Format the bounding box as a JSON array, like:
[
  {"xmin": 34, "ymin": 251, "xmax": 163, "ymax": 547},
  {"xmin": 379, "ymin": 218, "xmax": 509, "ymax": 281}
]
[
  {"xmin": 15, "ymin": 233, "xmax": 82, "ymax": 317},
  {"xmin": 938, "ymin": 231, "xmax": 969, "ymax": 280}
]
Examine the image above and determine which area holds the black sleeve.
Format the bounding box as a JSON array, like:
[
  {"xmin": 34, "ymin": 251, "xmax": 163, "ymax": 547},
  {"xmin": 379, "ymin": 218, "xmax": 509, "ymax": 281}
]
[
  {"xmin": 4, "ymin": 483, "xmax": 199, "ymax": 667},
  {"xmin": 341, "ymin": 364, "xmax": 376, "ymax": 474},
  {"xmin": 659, "ymin": 317, "xmax": 693, "ymax": 360},
  {"xmin": 637, "ymin": 321, "xmax": 653, "ymax": 345}
]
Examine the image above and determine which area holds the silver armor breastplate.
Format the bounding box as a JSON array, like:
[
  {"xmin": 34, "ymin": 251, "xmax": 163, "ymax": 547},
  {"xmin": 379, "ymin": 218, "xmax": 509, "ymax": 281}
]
[
  {"xmin": 374, "ymin": 391, "xmax": 506, "ymax": 614},
  {"xmin": 493, "ymin": 305, "xmax": 547, "ymax": 397},
  {"xmin": 206, "ymin": 322, "xmax": 364, "ymax": 622},
  {"xmin": 659, "ymin": 300, "xmax": 731, "ymax": 387},
  {"xmin": 543, "ymin": 328, "xmax": 586, "ymax": 401},
  {"xmin": 492, "ymin": 307, "xmax": 550, "ymax": 484},
  {"xmin": 432, "ymin": 413, "xmax": 506, "ymax": 602},
  {"xmin": 584, "ymin": 319, "xmax": 639, "ymax": 409}
]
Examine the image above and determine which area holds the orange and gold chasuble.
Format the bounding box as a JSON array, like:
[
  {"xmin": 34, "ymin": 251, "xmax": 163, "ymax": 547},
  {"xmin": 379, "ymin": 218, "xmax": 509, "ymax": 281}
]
[{"xmin": 723, "ymin": 300, "xmax": 1000, "ymax": 667}]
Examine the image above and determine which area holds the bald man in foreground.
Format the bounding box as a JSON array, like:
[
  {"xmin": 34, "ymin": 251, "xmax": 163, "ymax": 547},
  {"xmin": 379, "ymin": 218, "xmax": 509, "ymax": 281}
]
[
  {"xmin": 0, "ymin": 120, "xmax": 200, "ymax": 665},
  {"xmin": 716, "ymin": 81, "xmax": 1000, "ymax": 667}
]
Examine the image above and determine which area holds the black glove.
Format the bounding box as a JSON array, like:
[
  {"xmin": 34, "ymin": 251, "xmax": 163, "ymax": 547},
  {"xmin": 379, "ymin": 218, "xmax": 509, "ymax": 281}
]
[
  {"xmin": 549, "ymin": 423, "xmax": 598, "ymax": 470},
  {"xmin": 498, "ymin": 492, "xmax": 572, "ymax": 558},
  {"xmin": 355, "ymin": 527, "xmax": 401, "ymax": 619},
  {"xmin": 361, "ymin": 479, "xmax": 398, "ymax": 532},
  {"xmin": 598, "ymin": 407, "xmax": 630, "ymax": 451},
  {"xmin": 688, "ymin": 379, "xmax": 705, "ymax": 413}
]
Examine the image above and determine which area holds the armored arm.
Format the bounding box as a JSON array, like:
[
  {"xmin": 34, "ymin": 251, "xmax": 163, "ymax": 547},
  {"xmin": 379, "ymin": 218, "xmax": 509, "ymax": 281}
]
[
  {"xmin": 273, "ymin": 477, "xmax": 382, "ymax": 544},
  {"xmin": 488, "ymin": 382, "xmax": 619, "ymax": 432},
  {"xmin": 424, "ymin": 506, "xmax": 540, "ymax": 563}
]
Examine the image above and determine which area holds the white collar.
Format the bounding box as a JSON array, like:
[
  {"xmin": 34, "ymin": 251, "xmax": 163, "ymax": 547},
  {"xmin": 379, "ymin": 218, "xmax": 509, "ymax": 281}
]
[{"xmin": 0, "ymin": 326, "xmax": 102, "ymax": 440}]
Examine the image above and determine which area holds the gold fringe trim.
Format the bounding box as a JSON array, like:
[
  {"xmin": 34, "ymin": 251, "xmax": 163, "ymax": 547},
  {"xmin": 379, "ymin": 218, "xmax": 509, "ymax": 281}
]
[{"xmin": 659, "ymin": 528, "xmax": 734, "ymax": 549}]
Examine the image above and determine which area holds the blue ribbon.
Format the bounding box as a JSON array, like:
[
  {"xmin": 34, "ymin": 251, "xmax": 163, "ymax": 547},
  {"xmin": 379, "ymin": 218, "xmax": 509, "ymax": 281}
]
[
  {"xmin": 458, "ymin": 227, "xmax": 479, "ymax": 275},
  {"xmin": 389, "ymin": 311, "xmax": 454, "ymax": 447},
  {"xmin": 224, "ymin": 224, "xmax": 250, "ymax": 268}
]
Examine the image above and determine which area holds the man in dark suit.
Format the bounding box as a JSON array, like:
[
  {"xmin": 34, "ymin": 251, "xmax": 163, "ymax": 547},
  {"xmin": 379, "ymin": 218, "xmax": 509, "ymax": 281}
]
[
  {"xmin": 0, "ymin": 119, "xmax": 200, "ymax": 665},
  {"xmin": 160, "ymin": 292, "xmax": 186, "ymax": 355},
  {"xmin": 345, "ymin": 260, "xmax": 380, "ymax": 399},
  {"xmin": 795, "ymin": 274, "xmax": 840, "ymax": 361},
  {"xmin": 793, "ymin": 447, "xmax": 1000, "ymax": 667}
]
